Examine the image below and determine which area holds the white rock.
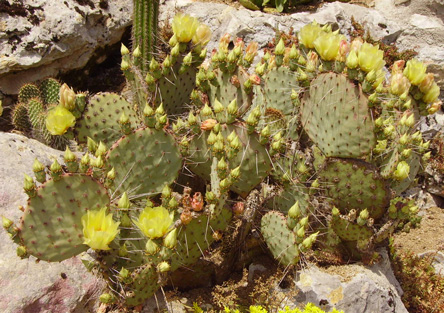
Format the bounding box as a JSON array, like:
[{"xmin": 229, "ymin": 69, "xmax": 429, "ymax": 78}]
[
  {"xmin": 286, "ymin": 249, "xmax": 408, "ymax": 313},
  {"xmin": 0, "ymin": 132, "xmax": 104, "ymax": 313},
  {"xmin": 0, "ymin": 0, "xmax": 132, "ymax": 95}
]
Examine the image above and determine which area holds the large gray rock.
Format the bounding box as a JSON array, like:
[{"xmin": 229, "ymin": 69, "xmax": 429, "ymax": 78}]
[
  {"xmin": 0, "ymin": 0, "xmax": 132, "ymax": 95},
  {"xmin": 287, "ymin": 249, "xmax": 408, "ymax": 313},
  {"xmin": 0, "ymin": 132, "xmax": 104, "ymax": 313}
]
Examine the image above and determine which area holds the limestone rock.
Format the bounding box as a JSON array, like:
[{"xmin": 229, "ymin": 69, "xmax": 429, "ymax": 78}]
[
  {"xmin": 0, "ymin": 0, "xmax": 132, "ymax": 95},
  {"xmin": 0, "ymin": 132, "xmax": 104, "ymax": 313},
  {"xmin": 285, "ymin": 249, "xmax": 408, "ymax": 313}
]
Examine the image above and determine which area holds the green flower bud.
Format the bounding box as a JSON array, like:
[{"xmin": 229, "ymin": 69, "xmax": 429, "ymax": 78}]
[
  {"xmin": 121, "ymin": 43, "xmax": 130, "ymax": 55},
  {"xmin": 288, "ymin": 201, "xmax": 301, "ymax": 219},
  {"xmin": 120, "ymin": 59, "xmax": 129, "ymax": 70},
  {"xmin": 118, "ymin": 192, "xmax": 130, "ymax": 209},
  {"xmin": 188, "ymin": 111, "xmax": 197, "ymax": 125},
  {"xmin": 50, "ymin": 159, "xmax": 62, "ymax": 174},
  {"xmin": 87, "ymin": 137, "xmax": 98, "ymax": 153},
  {"xmin": 133, "ymin": 45, "xmax": 141, "ymax": 58},
  {"xmin": 106, "ymin": 167, "xmax": 116, "ymax": 180},
  {"xmin": 201, "ymin": 103, "xmax": 213, "ymax": 117},
  {"xmin": 95, "ymin": 141, "xmax": 107, "ymax": 157},
  {"xmin": 2, "ymin": 216, "xmax": 13, "ymax": 229},
  {"xmin": 207, "ymin": 131, "xmax": 217, "ymax": 145},
  {"xmin": 399, "ymin": 133, "xmax": 410, "ymax": 145},
  {"xmin": 401, "ymin": 148, "xmax": 412, "ymax": 159},
  {"xmin": 33, "ymin": 158, "xmax": 45, "ymax": 173},
  {"xmin": 145, "ymin": 239, "xmax": 160, "ymax": 255},
  {"xmin": 393, "ymin": 161, "xmax": 410, "ymax": 180},
  {"xmin": 230, "ymin": 136, "xmax": 241, "ymax": 150},
  {"xmin": 289, "ymin": 44, "xmax": 299, "ymax": 59},
  {"xmin": 64, "ymin": 147, "xmax": 76, "ymax": 163},
  {"xmin": 168, "ymin": 197, "xmax": 179, "ymax": 209},
  {"xmin": 162, "ymin": 185, "xmax": 172, "ymax": 199},
  {"xmin": 149, "ymin": 57, "xmax": 160, "ymax": 72},
  {"xmin": 227, "ymin": 99, "xmax": 238, "ymax": 115},
  {"xmin": 163, "ymin": 228, "xmax": 178, "ymax": 249},
  {"xmin": 255, "ymin": 63, "xmax": 266, "ymax": 76},
  {"xmin": 157, "ymin": 261, "xmax": 171, "ymax": 272},
  {"xmin": 275, "ymin": 38, "xmax": 285, "ymax": 55},
  {"xmin": 229, "ymin": 166, "xmax": 241, "ymax": 180}
]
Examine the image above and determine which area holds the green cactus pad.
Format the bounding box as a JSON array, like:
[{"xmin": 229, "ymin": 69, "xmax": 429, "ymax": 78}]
[
  {"xmin": 11, "ymin": 102, "xmax": 32, "ymax": 131},
  {"xmin": 301, "ymin": 72, "xmax": 375, "ymax": 158},
  {"xmin": 208, "ymin": 67, "xmax": 253, "ymax": 117},
  {"xmin": 106, "ymin": 127, "xmax": 182, "ymax": 198},
  {"xmin": 261, "ymin": 211, "xmax": 300, "ymax": 265},
  {"xmin": 39, "ymin": 78, "xmax": 61, "ymax": 105},
  {"xmin": 156, "ymin": 66, "xmax": 198, "ymax": 116},
  {"xmin": 266, "ymin": 183, "xmax": 311, "ymax": 215},
  {"xmin": 171, "ymin": 205, "xmax": 232, "ymax": 271},
  {"xmin": 18, "ymin": 83, "xmax": 41, "ymax": 104},
  {"xmin": 18, "ymin": 174, "xmax": 110, "ymax": 262},
  {"xmin": 75, "ymin": 93, "xmax": 140, "ymax": 144},
  {"xmin": 188, "ymin": 123, "xmax": 272, "ymax": 195},
  {"xmin": 124, "ymin": 264, "xmax": 160, "ymax": 307},
  {"xmin": 317, "ymin": 158, "xmax": 390, "ymax": 220},
  {"xmin": 330, "ymin": 214, "xmax": 373, "ymax": 242},
  {"xmin": 263, "ymin": 66, "xmax": 298, "ymax": 116}
]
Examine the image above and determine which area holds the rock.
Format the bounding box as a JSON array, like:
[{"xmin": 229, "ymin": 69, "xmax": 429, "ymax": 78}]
[
  {"xmin": 0, "ymin": 0, "xmax": 132, "ymax": 95},
  {"xmin": 284, "ymin": 249, "xmax": 408, "ymax": 313},
  {"xmin": 0, "ymin": 132, "xmax": 104, "ymax": 313}
]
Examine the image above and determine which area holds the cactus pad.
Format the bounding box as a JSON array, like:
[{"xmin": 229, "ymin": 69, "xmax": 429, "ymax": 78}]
[
  {"xmin": 106, "ymin": 127, "xmax": 182, "ymax": 198},
  {"xmin": 317, "ymin": 158, "xmax": 390, "ymax": 220},
  {"xmin": 301, "ymin": 73, "xmax": 375, "ymax": 158},
  {"xmin": 261, "ymin": 211, "xmax": 300, "ymax": 265},
  {"xmin": 18, "ymin": 174, "xmax": 110, "ymax": 262},
  {"xmin": 124, "ymin": 264, "xmax": 160, "ymax": 307},
  {"xmin": 330, "ymin": 214, "xmax": 373, "ymax": 242},
  {"xmin": 75, "ymin": 93, "xmax": 140, "ymax": 144},
  {"xmin": 39, "ymin": 78, "xmax": 61, "ymax": 105},
  {"xmin": 263, "ymin": 67, "xmax": 298, "ymax": 116}
]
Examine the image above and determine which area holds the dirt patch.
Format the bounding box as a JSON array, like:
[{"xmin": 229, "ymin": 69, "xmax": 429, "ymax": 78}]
[{"xmin": 393, "ymin": 206, "xmax": 444, "ymax": 255}]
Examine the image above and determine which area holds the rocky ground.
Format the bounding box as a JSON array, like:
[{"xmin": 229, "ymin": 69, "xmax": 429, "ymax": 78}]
[{"xmin": 0, "ymin": 0, "xmax": 443, "ymax": 312}]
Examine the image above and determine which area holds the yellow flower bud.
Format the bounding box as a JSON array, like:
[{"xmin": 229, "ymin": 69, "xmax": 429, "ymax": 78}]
[
  {"xmin": 403, "ymin": 58, "xmax": 427, "ymax": 86},
  {"xmin": 428, "ymin": 101, "xmax": 442, "ymax": 115},
  {"xmin": 45, "ymin": 105, "xmax": 76, "ymax": 135},
  {"xmin": 393, "ymin": 161, "xmax": 410, "ymax": 181},
  {"xmin": 390, "ymin": 73, "xmax": 411, "ymax": 96},
  {"xmin": 192, "ymin": 23, "xmax": 212, "ymax": 47},
  {"xmin": 172, "ymin": 14, "xmax": 199, "ymax": 43},
  {"xmin": 419, "ymin": 73, "xmax": 435, "ymax": 94},
  {"xmin": 422, "ymin": 82, "xmax": 440, "ymax": 104},
  {"xmin": 350, "ymin": 37, "xmax": 363, "ymax": 52},
  {"xmin": 358, "ymin": 42, "xmax": 385, "ymax": 72},
  {"xmin": 133, "ymin": 206, "xmax": 173, "ymax": 239},
  {"xmin": 391, "ymin": 60, "xmax": 405, "ymax": 74},
  {"xmin": 298, "ymin": 21, "xmax": 323, "ymax": 49},
  {"xmin": 346, "ymin": 50, "xmax": 359, "ymax": 69},
  {"xmin": 313, "ymin": 31, "xmax": 344, "ymax": 61},
  {"xmin": 81, "ymin": 207, "xmax": 120, "ymax": 250},
  {"xmin": 59, "ymin": 83, "xmax": 76, "ymax": 111}
]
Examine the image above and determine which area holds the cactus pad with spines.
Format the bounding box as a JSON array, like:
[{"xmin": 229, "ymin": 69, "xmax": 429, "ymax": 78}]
[
  {"xmin": 261, "ymin": 211, "xmax": 300, "ymax": 265},
  {"xmin": 18, "ymin": 174, "xmax": 110, "ymax": 262},
  {"xmin": 317, "ymin": 158, "xmax": 390, "ymax": 220},
  {"xmin": 39, "ymin": 78, "xmax": 61, "ymax": 105},
  {"xmin": 106, "ymin": 127, "xmax": 182, "ymax": 198},
  {"xmin": 124, "ymin": 264, "xmax": 160, "ymax": 307},
  {"xmin": 188, "ymin": 123, "xmax": 272, "ymax": 195},
  {"xmin": 330, "ymin": 214, "xmax": 373, "ymax": 242},
  {"xmin": 301, "ymin": 73, "xmax": 375, "ymax": 158},
  {"xmin": 18, "ymin": 83, "xmax": 41, "ymax": 104},
  {"xmin": 266, "ymin": 183, "xmax": 311, "ymax": 215},
  {"xmin": 263, "ymin": 66, "xmax": 298, "ymax": 116},
  {"xmin": 11, "ymin": 102, "xmax": 32, "ymax": 131},
  {"xmin": 75, "ymin": 93, "xmax": 140, "ymax": 144}
]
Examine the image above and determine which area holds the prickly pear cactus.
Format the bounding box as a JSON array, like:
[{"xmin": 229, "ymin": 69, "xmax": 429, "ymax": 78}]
[{"xmin": 4, "ymin": 15, "xmax": 442, "ymax": 309}]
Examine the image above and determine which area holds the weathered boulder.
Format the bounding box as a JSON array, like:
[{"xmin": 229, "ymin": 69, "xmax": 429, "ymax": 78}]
[
  {"xmin": 0, "ymin": 0, "xmax": 132, "ymax": 95},
  {"xmin": 0, "ymin": 132, "xmax": 104, "ymax": 313},
  {"xmin": 287, "ymin": 249, "xmax": 408, "ymax": 313}
]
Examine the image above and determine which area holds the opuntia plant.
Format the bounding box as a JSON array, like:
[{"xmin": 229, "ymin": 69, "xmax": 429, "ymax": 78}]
[{"xmin": 3, "ymin": 13, "xmax": 441, "ymax": 310}]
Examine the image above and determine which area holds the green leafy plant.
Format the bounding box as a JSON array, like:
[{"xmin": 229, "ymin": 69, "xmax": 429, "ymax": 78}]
[{"xmin": 239, "ymin": 0, "xmax": 314, "ymax": 13}]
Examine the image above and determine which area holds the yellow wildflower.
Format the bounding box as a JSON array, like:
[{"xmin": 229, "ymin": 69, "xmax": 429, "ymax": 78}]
[
  {"xmin": 313, "ymin": 31, "xmax": 344, "ymax": 61},
  {"xmin": 45, "ymin": 105, "xmax": 76, "ymax": 135},
  {"xmin": 403, "ymin": 58, "xmax": 427, "ymax": 85},
  {"xmin": 172, "ymin": 14, "xmax": 199, "ymax": 43},
  {"xmin": 358, "ymin": 42, "xmax": 385, "ymax": 72},
  {"xmin": 82, "ymin": 207, "xmax": 120, "ymax": 250},
  {"xmin": 133, "ymin": 206, "xmax": 173, "ymax": 239},
  {"xmin": 298, "ymin": 21, "xmax": 323, "ymax": 49}
]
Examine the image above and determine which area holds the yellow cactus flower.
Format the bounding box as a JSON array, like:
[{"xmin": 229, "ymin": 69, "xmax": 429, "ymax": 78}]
[
  {"xmin": 298, "ymin": 21, "xmax": 323, "ymax": 49},
  {"xmin": 172, "ymin": 14, "xmax": 199, "ymax": 43},
  {"xmin": 422, "ymin": 82, "xmax": 440, "ymax": 104},
  {"xmin": 133, "ymin": 206, "xmax": 173, "ymax": 239},
  {"xmin": 403, "ymin": 58, "xmax": 427, "ymax": 85},
  {"xmin": 82, "ymin": 207, "xmax": 120, "ymax": 250},
  {"xmin": 358, "ymin": 42, "xmax": 385, "ymax": 72},
  {"xmin": 192, "ymin": 23, "xmax": 212, "ymax": 47},
  {"xmin": 45, "ymin": 105, "xmax": 76, "ymax": 135},
  {"xmin": 313, "ymin": 31, "xmax": 344, "ymax": 61}
]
